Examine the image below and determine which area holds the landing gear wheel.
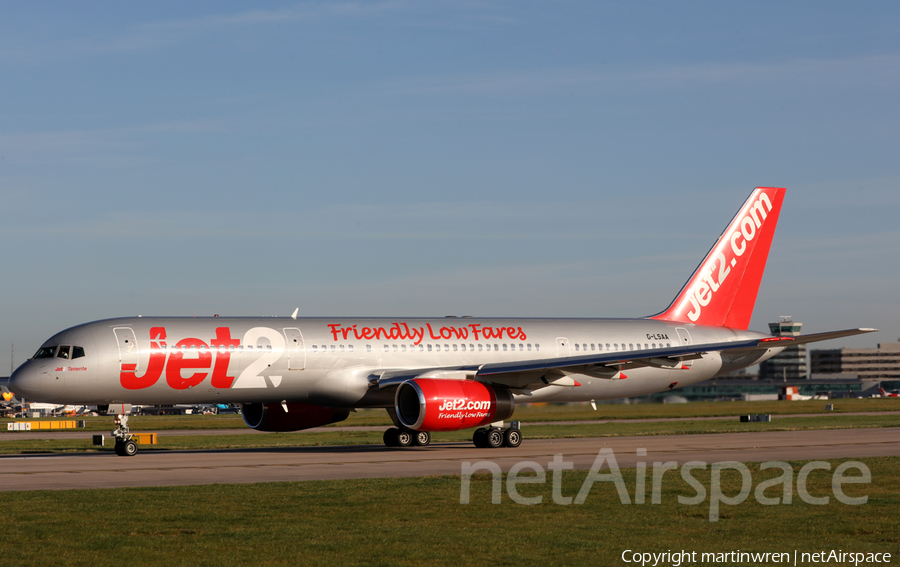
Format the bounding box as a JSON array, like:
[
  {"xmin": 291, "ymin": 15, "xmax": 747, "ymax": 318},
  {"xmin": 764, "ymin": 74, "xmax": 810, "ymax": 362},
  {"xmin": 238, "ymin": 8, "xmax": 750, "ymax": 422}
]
[
  {"xmin": 485, "ymin": 428, "xmax": 504, "ymax": 448},
  {"xmin": 503, "ymin": 428, "xmax": 522, "ymax": 448},
  {"xmin": 114, "ymin": 440, "xmax": 124, "ymax": 456},
  {"xmin": 122, "ymin": 439, "xmax": 138, "ymax": 457},
  {"xmin": 413, "ymin": 431, "xmax": 431, "ymax": 446},
  {"xmin": 396, "ymin": 429, "xmax": 414, "ymax": 448},
  {"xmin": 473, "ymin": 428, "xmax": 488, "ymax": 448},
  {"xmin": 383, "ymin": 428, "xmax": 399, "ymax": 447}
]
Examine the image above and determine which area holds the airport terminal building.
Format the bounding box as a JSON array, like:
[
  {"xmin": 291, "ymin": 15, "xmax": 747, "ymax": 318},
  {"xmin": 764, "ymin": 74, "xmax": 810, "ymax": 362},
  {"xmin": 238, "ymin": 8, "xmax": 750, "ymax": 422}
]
[{"xmin": 811, "ymin": 342, "xmax": 900, "ymax": 381}]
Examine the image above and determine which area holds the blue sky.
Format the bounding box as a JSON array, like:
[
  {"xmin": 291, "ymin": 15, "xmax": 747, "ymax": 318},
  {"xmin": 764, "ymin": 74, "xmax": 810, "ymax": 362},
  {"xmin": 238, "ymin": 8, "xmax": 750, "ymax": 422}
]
[{"xmin": 2, "ymin": 1, "xmax": 898, "ymax": 373}]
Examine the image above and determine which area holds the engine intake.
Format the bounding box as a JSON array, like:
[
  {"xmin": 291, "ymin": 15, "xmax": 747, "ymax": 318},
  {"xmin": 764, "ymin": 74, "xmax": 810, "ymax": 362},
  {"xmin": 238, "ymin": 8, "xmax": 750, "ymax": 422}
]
[
  {"xmin": 395, "ymin": 378, "xmax": 514, "ymax": 431},
  {"xmin": 241, "ymin": 402, "xmax": 350, "ymax": 432}
]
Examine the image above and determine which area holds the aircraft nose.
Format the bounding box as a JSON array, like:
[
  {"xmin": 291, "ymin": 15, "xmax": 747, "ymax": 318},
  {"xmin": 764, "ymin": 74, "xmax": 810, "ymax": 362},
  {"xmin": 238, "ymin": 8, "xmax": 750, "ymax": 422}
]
[{"xmin": 8, "ymin": 362, "xmax": 42, "ymax": 400}]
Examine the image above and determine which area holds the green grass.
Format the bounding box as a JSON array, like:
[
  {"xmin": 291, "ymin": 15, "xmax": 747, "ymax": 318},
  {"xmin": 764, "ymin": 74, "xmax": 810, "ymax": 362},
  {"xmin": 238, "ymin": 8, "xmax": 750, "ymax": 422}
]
[
  {"xmin": 2, "ymin": 456, "xmax": 898, "ymax": 566},
  {"xmin": 3, "ymin": 397, "xmax": 897, "ymax": 432},
  {"xmin": 2, "ymin": 413, "xmax": 898, "ymax": 454}
]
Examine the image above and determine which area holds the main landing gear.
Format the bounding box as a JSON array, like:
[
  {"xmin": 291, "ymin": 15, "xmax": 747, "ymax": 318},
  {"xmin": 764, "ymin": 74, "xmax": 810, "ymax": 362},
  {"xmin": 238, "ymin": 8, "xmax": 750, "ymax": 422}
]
[
  {"xmin": 112, "ymin": 414, "xmax": 138, "ymax": 457},
  {"xmin": 472, "ymin": 426, "xmax": 521, "ymax": 448},
  {"xmin": 383, "ymin": 427, "xmax": 431, "ymax": 447},
  {"xmin": 381, "ymin": 426, "xmax": 523, "ymax": 448}
]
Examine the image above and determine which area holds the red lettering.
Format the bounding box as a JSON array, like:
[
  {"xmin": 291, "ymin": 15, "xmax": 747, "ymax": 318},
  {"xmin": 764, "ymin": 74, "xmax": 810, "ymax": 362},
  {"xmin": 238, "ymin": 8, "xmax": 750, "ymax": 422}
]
[
  {"xmin": 120, "ymin": 326, "xmax": 167, "ymax": 390},
  {"xmin": 427, "ymin": 323, "xmax": 442, "ymax": 340},
  {"xmin": 361, "ymin": 327, "xmax": 373, "ymax": 340},
  {"xmin": 328, "ymin": 324, "xmax": 341, "ymax": 341},
  {"xmin": 209, "ymin": 327, "xmax": 240, "ymax": 389},
  {"xmin": 166, "ymin": 338, "xmax": 211, "ymax": 390},
  {"xmin": 469, "ymin": 324, "xmax": 482, "ymax": 340}
]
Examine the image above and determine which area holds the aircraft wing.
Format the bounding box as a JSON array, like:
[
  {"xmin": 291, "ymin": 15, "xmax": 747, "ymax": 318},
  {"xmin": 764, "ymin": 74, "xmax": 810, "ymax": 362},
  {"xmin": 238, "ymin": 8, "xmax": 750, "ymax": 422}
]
[{"xmin": 375, "ymin": 328, "xmax": 876, "ymax": 392}]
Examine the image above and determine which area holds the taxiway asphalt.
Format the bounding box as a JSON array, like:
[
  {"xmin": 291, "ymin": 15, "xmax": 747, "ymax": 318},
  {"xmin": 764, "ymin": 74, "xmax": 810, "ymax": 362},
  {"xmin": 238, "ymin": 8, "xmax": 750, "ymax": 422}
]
[{"xmin": 2, "ymin": 427, "xmax": 898, "ymax": 492}]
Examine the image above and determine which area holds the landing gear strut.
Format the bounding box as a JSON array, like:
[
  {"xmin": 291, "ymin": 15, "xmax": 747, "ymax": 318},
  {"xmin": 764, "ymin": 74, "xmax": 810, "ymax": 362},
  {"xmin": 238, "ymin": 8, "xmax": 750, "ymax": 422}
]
[
  {"xmin": 112, "ymin": 414, "xmax": 138, "ymax": 457},
  {"xmin": 473, "ymin": 426, "xmax": 521, "ymax": 448}
]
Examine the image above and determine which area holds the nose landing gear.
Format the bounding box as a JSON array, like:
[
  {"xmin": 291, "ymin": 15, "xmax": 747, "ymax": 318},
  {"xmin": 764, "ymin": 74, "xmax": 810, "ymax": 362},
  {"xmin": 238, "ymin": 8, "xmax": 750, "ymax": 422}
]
[{"xmin": 112, "ymin": 414, "xmax": 138, "ymax": 457}]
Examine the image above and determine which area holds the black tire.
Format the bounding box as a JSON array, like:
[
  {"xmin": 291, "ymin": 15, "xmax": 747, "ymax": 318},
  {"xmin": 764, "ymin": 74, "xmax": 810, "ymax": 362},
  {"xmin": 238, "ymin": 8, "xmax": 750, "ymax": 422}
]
[
  {"xmin": 122, "ymin": 440, "xmax": 138, "ymax": 457},
  {"xmin": 486, "ymin": 428, "xmax": 504, "ymax": 448},
  {"xmin": 396, "ymin": 429, "xmax": 414, "ymax": 447},
  {"xmin": 473, "ymin": 428, "xmax": 488, "ymax": 448},
  {"xmin": 414, "ymin": 431, "xmax": 431, "ymax": 446},
  {"xmin": 114, "ymin": 440, "xmax": 124, "ymax": 456},
  {"xmin": 383, "ymin": 428, "xmax": 399, "ymax": 447},
  {"xmin": 503, "ymin": 428, "xmax": 522, "ymax": 448}
]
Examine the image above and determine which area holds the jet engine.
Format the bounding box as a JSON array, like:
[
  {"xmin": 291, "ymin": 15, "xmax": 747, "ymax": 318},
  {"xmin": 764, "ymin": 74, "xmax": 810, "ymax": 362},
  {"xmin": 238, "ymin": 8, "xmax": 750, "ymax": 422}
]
[
  {"xmin": 394, "ymin": 378, "xmax": 514, "ymax": 431},
  {"xmin": 241, "ymin": 402, "xmax": 350, "ymax": 432}
]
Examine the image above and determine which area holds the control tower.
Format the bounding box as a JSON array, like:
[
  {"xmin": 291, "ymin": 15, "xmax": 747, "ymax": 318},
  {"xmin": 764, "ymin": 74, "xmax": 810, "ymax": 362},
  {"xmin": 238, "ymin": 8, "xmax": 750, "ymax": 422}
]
[{"xmin": 759, "ymin": 316, "xmax": 808, "ymax": 380}]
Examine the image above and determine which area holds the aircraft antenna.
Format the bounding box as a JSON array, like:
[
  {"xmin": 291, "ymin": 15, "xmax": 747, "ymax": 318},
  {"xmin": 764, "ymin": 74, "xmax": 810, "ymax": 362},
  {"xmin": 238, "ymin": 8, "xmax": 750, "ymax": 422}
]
[{"xmin": 291, "ymin": 308, "xmax": 299, "ymax": 320}]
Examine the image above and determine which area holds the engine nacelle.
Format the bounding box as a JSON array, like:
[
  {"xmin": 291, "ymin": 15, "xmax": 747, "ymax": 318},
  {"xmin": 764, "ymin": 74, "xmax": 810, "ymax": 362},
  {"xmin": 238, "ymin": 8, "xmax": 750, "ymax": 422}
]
[
  {"xmin": 241, "ymin": 402, "xmax": 350, "ymax": 432},
  {"xmin": 395, "ymin": 378, "xmax": 515, "ymax": 432}
]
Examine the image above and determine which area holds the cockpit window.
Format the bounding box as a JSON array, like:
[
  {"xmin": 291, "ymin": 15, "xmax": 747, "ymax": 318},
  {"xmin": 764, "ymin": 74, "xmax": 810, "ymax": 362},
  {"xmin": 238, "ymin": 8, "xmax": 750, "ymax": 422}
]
[
  {"xmin": 57, "ymin": 346, "xmax": 71, "ymax": 359},
  {"xmin": 33, "ymin": 346, "xmax": 57, "ymax": 359},
  {"xmin": 72, "ymin": 346, "xmax": 85, "ymax": 359}
]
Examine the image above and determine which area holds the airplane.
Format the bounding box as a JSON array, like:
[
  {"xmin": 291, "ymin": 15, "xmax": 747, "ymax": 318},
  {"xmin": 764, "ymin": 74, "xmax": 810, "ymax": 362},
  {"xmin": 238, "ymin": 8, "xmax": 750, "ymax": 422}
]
[{"xmin": 8, "ymin": 187, "xmax": 876, "ymax": 456}]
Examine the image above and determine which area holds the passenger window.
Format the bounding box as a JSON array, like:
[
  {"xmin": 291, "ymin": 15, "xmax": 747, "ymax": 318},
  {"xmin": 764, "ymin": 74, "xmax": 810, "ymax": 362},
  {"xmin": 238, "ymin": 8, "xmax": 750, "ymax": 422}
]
[
  {"xmin": 393, "ymin": 345, "xmax": 398, "ymax": 352},
  {"xmin": 478, "ymin": 344, "xmax": 483, "ymax": 352},
  {"xmin": 340, "ymin": 345, "xmax": 346, "ymax": 353},
  {"xmin": 72, "ymin": 346, "xmax": 85, "ymax": 359},
  {"xmin": 527, "ymin": 344, "xmax": 532, "ymax": 351},
  {"xmin": 629, "ymin": 343, "xmax": 633, "ymax": 350},
  {"xmin": 57, "ymin": 346, "xmax": 71, "ymax": 359},
  {"xmin": 503, "ymin": 344, "xmax": 508, "ymax": 352},
  {"xmin": 401, "ymin": 345, "xmax": 407, "ymax": 352},
  {"xmin": 574, "ymin": 344, "xmax": 579, "ymax": 352},
  {"xmin": 349, "ymin": 345, "xmax": 354, "ymax": 352},
  {"xmin": 383, "ymin": 345, "xmax": 389, "ymax": 352},
  {"xmin": 494, "ymin": 344, "xmax": 499, "ymax": 351},
  {"xmin": 535, "ymin": 344, "xmax": 540, "ymax": 351},
  {"xmin": 366, "ymin": 345, "xmax": 372, "ymax": 352},
  {"xmin": 469, "ymin": 344, "xmax": 475, "ymax": 351},
  {"xmin": 519, "ymin": 344, "xmax": 524, "ymax": 351},
  {"xmin": 444, "ymin": 344, "xmax": 449, "ymax": 351},
  {"xmin": 427, "ymin": 344, "xmax": 433, "ymax": 352},
  {"xmin": 418, "ymin": 345, "xmax": 424, "ymax": 352},
  {"xmin": 460, "ymin": 344, "xmax": 466, "ymax": 352}
]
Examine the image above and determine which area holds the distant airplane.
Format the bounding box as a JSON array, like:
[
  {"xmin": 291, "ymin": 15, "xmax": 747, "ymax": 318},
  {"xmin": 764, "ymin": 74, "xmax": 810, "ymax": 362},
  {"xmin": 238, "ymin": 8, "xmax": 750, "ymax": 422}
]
[{"xmin": 9, "ymin": 188, "xmax": 876, "ymax": 456}]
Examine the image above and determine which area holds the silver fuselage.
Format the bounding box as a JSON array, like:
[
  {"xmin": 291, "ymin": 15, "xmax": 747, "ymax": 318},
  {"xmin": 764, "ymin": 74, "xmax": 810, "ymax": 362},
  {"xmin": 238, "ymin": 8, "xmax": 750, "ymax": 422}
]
[{"xmin": 9, "ymin": 316, "xmax": 778, "ymax": 407}]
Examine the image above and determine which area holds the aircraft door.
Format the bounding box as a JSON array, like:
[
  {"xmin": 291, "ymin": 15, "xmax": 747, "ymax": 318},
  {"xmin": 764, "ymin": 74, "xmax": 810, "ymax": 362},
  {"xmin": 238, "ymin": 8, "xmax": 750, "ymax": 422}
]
[
  {"xmin": 675, "ymin": 327, "xmax": 693, "ymax": 368},
  {"xmin": 283, "ymin": 327, "xmax": 306, "ymax": 371},
  {"xmin": 113, "ymin": 327, "xmax": 139, "ymax": 369},
  {"xmin": 556, "ymin": 337, "xmax": 570, "ymax": 357}
]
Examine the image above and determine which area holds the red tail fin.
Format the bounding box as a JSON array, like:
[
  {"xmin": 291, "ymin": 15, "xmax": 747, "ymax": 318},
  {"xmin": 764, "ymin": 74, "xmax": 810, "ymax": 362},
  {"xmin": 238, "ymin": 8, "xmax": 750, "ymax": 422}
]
[{"xmin": 651, "ymin": 187, "xmax": 786, "ymax": 329}]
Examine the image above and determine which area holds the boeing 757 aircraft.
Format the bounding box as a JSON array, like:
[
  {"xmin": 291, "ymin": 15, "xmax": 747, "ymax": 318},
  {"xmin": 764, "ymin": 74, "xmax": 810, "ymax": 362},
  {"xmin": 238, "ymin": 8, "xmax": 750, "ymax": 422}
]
[{"xmin": 9, "ymin": 187, "xmax": 875, "ymax": 455}]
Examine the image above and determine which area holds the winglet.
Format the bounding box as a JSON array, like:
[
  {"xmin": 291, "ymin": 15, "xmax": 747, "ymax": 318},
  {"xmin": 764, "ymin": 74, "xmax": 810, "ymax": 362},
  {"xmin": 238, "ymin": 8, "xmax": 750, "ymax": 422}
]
[{"xmin": 651, "ymin": 187, "xmax": 786, "ymax": 329}]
